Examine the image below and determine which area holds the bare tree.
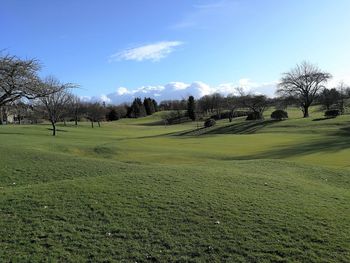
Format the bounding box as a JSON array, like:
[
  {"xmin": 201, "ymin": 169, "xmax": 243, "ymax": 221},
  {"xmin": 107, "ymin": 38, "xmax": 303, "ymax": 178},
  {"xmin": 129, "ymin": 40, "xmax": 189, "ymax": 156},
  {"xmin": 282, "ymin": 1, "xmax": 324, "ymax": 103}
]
[
  {"xmin": 278, "ymin": 61, "xmax": 332, "ymax": 117},
  {"xmin": 337, "ymin": 82, "xmax": 350, "ymax": 114},
  {"xmin": 0, "ymin": 54, "xmax": 44, "ymax": 106},
  {"xmin": 84, "ymin": 102, "xmax": 106, "ymax": 128},
  {"xmin": 39, "ymin": 77, "xmax": 74, "ymax": 136},
  {"xmin": 240, "ymin": 94, "xmax": 270, "ymax": 120},
  {"xmin": 70, "ymin": 95, "xmax": 83, "ymax": 125}
]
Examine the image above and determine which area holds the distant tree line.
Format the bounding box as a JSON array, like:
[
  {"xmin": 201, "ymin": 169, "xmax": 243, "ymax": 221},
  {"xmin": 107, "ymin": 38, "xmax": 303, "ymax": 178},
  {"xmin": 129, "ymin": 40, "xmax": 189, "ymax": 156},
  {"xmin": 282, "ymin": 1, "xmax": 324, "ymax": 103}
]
[{"xmin": 1, "ymin": 52, "xmax": 350, "ymax": 133}]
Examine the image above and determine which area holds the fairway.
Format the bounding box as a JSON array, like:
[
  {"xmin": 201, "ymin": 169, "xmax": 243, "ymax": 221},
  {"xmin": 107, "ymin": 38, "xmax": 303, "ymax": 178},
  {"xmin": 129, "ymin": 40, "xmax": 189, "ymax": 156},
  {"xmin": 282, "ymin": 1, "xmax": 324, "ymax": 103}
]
[{"xmin": 1, "ymin": 110, "xmax": 350, "ymax": 262}]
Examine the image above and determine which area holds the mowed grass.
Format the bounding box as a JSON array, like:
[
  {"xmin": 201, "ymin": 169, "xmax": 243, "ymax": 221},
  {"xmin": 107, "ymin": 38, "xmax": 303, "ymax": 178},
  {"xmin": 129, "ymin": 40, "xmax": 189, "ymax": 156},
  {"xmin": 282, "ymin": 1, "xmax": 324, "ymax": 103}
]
[{"xmin": 1, "ymin": 107, "xmax": 350, "ymax": 262}]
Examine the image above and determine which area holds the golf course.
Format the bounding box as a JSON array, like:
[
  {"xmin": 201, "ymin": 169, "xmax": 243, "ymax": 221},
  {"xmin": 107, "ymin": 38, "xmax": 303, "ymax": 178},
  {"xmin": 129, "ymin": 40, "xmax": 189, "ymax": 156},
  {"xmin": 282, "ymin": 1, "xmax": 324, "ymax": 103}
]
[{"xmin": 1, "ymin": 107, "xmax": 349, "ymax": 262}]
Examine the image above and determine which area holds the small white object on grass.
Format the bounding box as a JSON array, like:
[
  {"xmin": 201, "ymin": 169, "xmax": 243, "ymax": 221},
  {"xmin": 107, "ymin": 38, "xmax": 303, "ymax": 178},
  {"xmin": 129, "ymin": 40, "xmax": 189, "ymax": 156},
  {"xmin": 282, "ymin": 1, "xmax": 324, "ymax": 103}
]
[
  {"xmin": 264, "ymin": 182, "xmax": 268, "ymax": 186},
  {"xmin": 12, "ymin": 182, "xmax": 16, "ymax": 185},
  {"xmin": 106, "ymin": 232, "xmax": 111, "ymax": 236},
  {"xmin": 44, "ymin": 206, "xmax": 48, "ymax": 209},
  {"xmin": 215, "ymin": 220, "xmax": 220, "ymax": 224}
]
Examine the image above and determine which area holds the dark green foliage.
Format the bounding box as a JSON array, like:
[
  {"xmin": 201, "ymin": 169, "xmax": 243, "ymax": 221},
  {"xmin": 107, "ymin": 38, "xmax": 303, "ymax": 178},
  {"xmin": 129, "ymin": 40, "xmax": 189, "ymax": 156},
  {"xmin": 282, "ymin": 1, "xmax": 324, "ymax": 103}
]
[
  {"xmin": 246, "ymin": 112, "xmax": 263, "ymax": 120},
  {"xmin": 187, "ymin": 96, "xmax": 196, "ymax": 121},
  {"xmin": 325, "ymin": 109, "xmax": 340, "ymax": 118},
  {"xmin": 128, "ymin": 98, "xmax": 146, "ymax": 118},
  {"xmin": 143, "ymin": 98, "xmax": 156, "ymax": 115},
  {"xmin": 210, "ymin": 111, "xmax": 231, "ymax": 120},
  {"xmin": 106, "ymin": 108, "xmax": 119, "ymax": 121},
  {"xmin": 204, "ymin": 118, "xmax": 216, "ymax": 127},
  {"xmin": 318, "ymin": 88, "xmax": 340, "ymax": 110},
  {"xmin": 152, "ymin": 99, "xmax": 158, "ymax": 112},
  {"xmin": 271, "ymin": 110, "xmax": 288, "ymax": 120}
]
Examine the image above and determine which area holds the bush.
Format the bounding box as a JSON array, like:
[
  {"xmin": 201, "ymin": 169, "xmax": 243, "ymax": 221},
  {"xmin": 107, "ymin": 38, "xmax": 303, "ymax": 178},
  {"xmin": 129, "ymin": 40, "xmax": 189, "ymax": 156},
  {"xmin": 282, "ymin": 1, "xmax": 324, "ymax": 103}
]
[
  {"xmin": 325, "ymin": 109, "xmax": 340, "ymax": 118},
  {"xmin": 204, "ymin": 118, "xmax": 216, "ymax": 128},
  {"xmin": 246, "ymin": 112, "xmax": 263, "ymax": 120},
  {"xmin": 271, "ymin": 110, "xmax": 288, "ymax": 120},
  {"xmin": 232, "ymin": 111, "xmax": 250, "ymax": 118}
]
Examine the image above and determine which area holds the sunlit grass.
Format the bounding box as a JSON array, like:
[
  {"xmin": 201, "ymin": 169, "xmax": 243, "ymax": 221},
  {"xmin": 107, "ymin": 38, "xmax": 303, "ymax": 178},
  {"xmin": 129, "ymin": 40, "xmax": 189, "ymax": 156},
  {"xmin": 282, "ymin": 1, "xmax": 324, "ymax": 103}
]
[{"xmin": 0, "ymin": 106, "xmax": 349, "ymax": 261}]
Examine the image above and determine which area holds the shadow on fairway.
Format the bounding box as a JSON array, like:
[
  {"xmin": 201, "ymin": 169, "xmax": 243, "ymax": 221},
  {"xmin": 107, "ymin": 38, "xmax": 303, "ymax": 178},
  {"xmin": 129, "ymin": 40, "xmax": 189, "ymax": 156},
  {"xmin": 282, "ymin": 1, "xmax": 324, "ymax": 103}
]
[
  {"xmin": 222, "ymin": 131, "xmax": 350, "ymax": 161},
  {"xmin": 47, "ymin": 128, "xmax": 68, "ymax": 132},
  {"xmin": 312, "ymin": 117, "xmax": 332, "ymax": 121},
  {"xmin": 176, "ymin": 119, "xmax": 279, "ymax": 136}
]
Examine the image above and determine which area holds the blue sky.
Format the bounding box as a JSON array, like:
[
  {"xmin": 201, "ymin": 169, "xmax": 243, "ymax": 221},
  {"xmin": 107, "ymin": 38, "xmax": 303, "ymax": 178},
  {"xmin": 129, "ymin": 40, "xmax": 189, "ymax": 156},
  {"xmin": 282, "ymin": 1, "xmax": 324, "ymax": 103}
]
[{"xmin": 2, "ymin": 0, "xmax": 350, "ymax": 103}]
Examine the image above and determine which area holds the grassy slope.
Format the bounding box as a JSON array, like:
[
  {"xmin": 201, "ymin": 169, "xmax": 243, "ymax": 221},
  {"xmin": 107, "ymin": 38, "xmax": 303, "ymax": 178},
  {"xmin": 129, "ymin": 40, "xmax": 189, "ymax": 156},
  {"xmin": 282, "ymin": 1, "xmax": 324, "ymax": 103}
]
[{"xmin": 0, "ymin": 107, "xmax": 350, "ymax": 262}]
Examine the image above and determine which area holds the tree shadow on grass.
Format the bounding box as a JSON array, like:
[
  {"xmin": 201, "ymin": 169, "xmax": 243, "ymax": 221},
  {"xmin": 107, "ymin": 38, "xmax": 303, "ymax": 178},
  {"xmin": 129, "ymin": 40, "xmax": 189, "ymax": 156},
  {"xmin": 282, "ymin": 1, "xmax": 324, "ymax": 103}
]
[
  {"xmin": 312, "ymin": 117, "xmax": 333, "ymax": 122},
  {"xmin": 138, "ymin": 120, "xmax": 165, "ymax": 126},
  {"xmin": 47, "ymin": 128, "xmax": 68, "ymax": 132},
  {"xmin": 222, "ymin": 133, "xmax": 350, "ymax": 161},
  {"xmin": 0, "ymin": 131, "xmax": 25, "ymax": 135},
  {"xmin": 176, "ymin": 119, "xmax": 280, "ymax": 136},
  {"xmin": 205, "ymin": 119, "xmax": 279, "ymax": 135}
]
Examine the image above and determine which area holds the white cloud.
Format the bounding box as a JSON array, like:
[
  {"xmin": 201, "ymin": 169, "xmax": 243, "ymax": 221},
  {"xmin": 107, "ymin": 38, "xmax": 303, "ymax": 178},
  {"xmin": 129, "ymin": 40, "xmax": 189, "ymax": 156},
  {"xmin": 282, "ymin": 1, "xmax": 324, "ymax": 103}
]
[
  {"xmin": 84, "ymin": 79, "xmax": 277, "ymax": 105},
  {"xmin": 327, "ymin": 71, "xmax": 350, "ymax": 89},
  {"xmin": 110, "ymin": 41, "xmax": 183, "ymax": 62},
  {"xmin": 99, "ymin": 94, "xmax": 111, "ymax": 103},
  {"xmin": 117, "ymin": 87, "xmax": 130, "ymax": 95}
]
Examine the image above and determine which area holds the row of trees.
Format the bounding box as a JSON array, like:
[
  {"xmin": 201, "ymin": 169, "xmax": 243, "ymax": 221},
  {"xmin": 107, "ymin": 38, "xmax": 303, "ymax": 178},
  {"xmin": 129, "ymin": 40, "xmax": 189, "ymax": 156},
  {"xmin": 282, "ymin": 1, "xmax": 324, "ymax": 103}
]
[
  {"xmin": 173, "ymin": 62, "xmax": 349, "ymax": 122},
  {"xmin": 1, "ymin": 53, "xmax": 349, "ymax": 134},
  {"xmin": 0, "ymin": 53, "xmax": 113, "ymax": 135}
]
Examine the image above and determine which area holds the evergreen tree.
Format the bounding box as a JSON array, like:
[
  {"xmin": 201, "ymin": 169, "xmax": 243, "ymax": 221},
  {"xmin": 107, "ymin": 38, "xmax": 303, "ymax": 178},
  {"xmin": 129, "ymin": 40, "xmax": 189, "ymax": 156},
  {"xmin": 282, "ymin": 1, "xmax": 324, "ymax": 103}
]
[
  {"xmin": 187, "ymin": 95, "xmax": 196, "ymax": 121},
  {"xmin": 129, "ymin": 98, "xmax": 146, "ymax": 118},
  {"xmin": 152, "ymin": 99, "xmax": 158, "ymax": 112},
  {"xmin": 106, "ymin": 108, "xmax": 118, "ymax": 121},
  {"xmin": 143, "ymin": 98, "xmax": 155, "ymax": 115}
]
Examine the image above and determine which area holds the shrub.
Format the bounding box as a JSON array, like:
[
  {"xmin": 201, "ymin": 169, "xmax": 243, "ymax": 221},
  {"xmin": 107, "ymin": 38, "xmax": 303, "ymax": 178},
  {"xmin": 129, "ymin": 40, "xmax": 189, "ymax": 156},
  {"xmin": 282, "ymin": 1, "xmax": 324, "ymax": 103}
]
[
  {"xmin": 324, "ymin": 109, "xmax": 340, "ymax": 118},
  {"xmin": 204, "ymin": 118, "xmax": 216, "ymax": 128},
  {"xmin": 271, "ymin": 110, "xmax": 288, "ymax": 120},
  {"xmin": 210, "ymin": 111, "xmax": 231, "ymax": 120},
  {"xmin": 232, "ymin": 111, "xmax": 250, "ymax": 118},
  {"xmin": 246, "ymin": 112, "xmax": 263, "ymax": 120}
]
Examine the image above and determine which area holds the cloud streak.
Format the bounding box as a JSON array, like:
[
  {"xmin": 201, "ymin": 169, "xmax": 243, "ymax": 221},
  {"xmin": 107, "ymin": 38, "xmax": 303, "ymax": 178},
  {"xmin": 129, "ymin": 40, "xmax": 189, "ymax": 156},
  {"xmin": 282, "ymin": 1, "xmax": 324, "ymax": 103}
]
[
  {"xmin": 110, "ymin": 41, "xmax": 183, "ymax": 62},
  {"xmin": 172, "ymin": 0, "xmax": 239, "ymax": 29}
]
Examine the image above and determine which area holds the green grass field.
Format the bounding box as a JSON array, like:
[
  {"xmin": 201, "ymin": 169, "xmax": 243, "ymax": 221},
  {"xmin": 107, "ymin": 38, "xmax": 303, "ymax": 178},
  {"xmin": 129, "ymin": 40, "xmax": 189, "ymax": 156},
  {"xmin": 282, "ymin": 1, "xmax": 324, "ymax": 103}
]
[{"xmin": 1, "ymin": 107, "xmax": 350, "ymax": 262}]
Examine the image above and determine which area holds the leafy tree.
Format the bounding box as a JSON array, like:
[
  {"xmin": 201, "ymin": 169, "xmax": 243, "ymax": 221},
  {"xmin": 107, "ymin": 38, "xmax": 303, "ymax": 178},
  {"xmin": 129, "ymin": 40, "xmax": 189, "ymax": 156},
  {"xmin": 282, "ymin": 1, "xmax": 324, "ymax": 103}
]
[
  {"xmin": 187, "ymin": 95, "xmax": 196, "ymax": 121},
  {"xmin": 278, "ymin": 61, "xmax": 331, "ymax": 117}
]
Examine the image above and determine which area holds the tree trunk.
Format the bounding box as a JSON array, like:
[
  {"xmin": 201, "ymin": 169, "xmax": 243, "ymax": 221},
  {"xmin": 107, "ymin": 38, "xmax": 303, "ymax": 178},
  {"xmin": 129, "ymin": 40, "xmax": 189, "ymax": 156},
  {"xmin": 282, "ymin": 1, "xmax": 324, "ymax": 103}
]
[
  {"xmin": 75, "ymin": 117, "xmax": 78, "ymax": 126},
  {"xmin": 52, "ymin": 122, "xmax": 56, "ymax": 136},
  {"xmin": 303, "ymin": 105, "xmax": 310, "ymax": 118},
  {"xmin": 91, "ymin": 121, "xmax": 94, "ymax": 128},
  {"xmin": 98, "ymin": 121, "xmax": 101, "ymax": 127},
  {"xmin": 63, "ymin": 119, "xmax": 66, "ymax": 126}
]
